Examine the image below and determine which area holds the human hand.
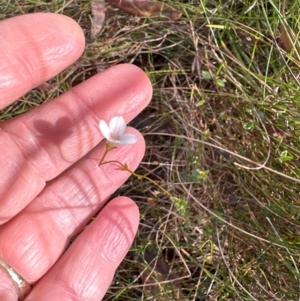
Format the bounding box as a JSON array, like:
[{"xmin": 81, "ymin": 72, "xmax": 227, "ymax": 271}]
[{"xmin": 0, "ymin": 13, "xmax": 152, "ymax": 301}]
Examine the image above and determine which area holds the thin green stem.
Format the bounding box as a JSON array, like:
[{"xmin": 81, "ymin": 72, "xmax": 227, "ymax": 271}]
[
  {"xmin": 99, "ymin": 160, "xmax": 173, "ymax": 198},
  {"xmin": 98, "ymin": 144, "xmax": 117, "ymax": 166}
]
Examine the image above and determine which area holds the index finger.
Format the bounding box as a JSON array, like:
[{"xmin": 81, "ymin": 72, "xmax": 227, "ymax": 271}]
[{"xmin": 0, "ymin": 63, "xmax": 152, "ymax": 225}]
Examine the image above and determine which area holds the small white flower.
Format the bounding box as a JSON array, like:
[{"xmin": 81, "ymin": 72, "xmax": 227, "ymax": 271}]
[{"xmin": 99, "ymin": 116, "xmax": 138, "ymax": 146}]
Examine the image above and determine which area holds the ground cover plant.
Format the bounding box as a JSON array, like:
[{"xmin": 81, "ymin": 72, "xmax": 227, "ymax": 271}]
[{"xmin": 1, "ymin": 0, "xmax": 300, "ymax": 300}]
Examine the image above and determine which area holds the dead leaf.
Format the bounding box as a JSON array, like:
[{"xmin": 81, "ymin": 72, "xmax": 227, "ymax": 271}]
[
  {"xmin": 136, "ymin": 246, "xmax": 184, "ymax": 300},
  {"xmin": 35, "ymin": 83, "xmax": 56, "ymax": 92},
  {"xmin": 106, "ymin": 0, "xmax": 181, "ymax": 20},
  {"xmin": 236, "ymin": 30, "xmax": 266, "ymax": 46},
  {"xmin": 278, "ymin": 24, "xmax": 300, "ymax": 60},
  {"xmin": 130, "ymin": 113, "xmax": 174, "ymax": 134},
  {"xmin": 265, "ymin": 123, "xmax": 282, "ymax": 137},
  {"xmin": 91, "ymin": 0, "xmax": 106, "ymax": 39}
]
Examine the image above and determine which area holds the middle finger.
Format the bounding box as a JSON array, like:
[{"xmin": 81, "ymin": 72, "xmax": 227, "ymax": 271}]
[{"xmin": 0, "ymin": 130, "xmax": 144, "ymax": 282}]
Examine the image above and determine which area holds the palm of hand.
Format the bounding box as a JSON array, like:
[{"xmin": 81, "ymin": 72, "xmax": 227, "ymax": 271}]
[{"xmin": 0, "ymin": 13, "xmax": 151, "ymax": 301}]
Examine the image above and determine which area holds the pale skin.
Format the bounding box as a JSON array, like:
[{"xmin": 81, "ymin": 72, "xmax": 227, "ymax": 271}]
[{"xmin": 0, "ymin": 13, "xmax": 152, "ymax": 301}]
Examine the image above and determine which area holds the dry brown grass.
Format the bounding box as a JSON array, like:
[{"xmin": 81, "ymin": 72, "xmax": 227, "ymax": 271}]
[{"xmin": 2, "ymin": 0, "xmax": 300, "ymax": 300}]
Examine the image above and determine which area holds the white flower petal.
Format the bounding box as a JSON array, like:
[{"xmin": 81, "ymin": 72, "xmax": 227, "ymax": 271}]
[
  {"xmin": 120, "ymin": 133, "xmax": 138, "ymax": 145},
  {"xmin": 109, "ymin": 116, "xmax": 126, "ymax": 139},
  {"xmin": 99, "ymin": 116, "xmax": 137, "ymax": 147},
  {"xmin": 99, "ymin": 120, "xmax": 111, "ymax": 140}
]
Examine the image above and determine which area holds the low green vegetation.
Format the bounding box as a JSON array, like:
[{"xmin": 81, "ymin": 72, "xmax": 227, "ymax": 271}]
[{"xmin": 1, "ymin": 0, "xmax": 300, "ymax": 300}]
